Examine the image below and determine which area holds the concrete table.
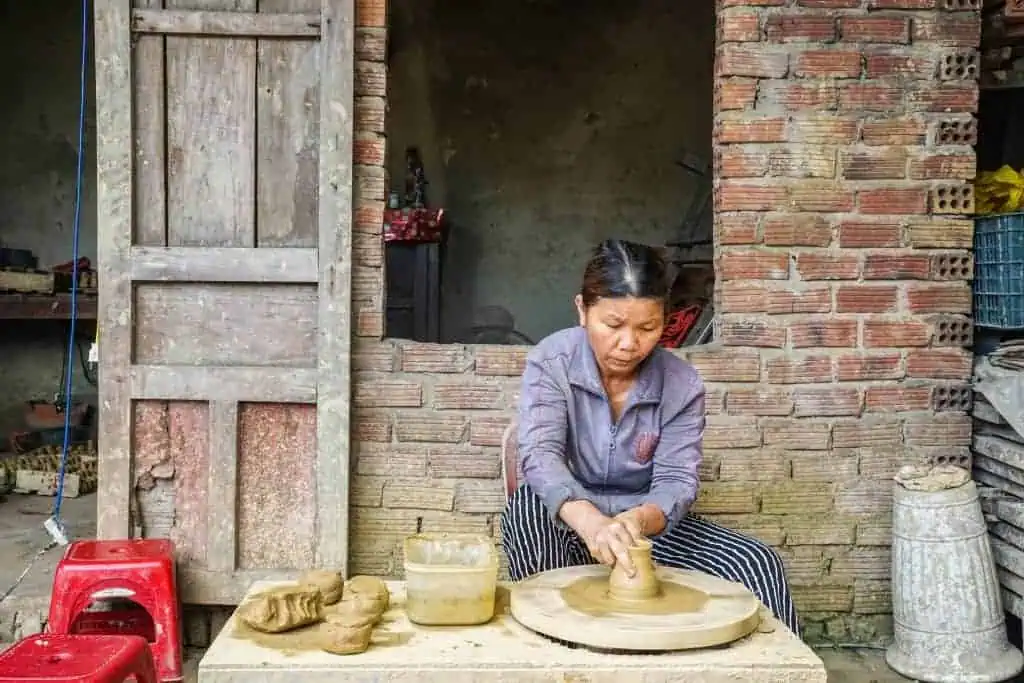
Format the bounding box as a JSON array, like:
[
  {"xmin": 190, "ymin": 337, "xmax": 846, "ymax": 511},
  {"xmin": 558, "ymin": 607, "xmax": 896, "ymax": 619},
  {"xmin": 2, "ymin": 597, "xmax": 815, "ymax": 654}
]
[{"xmin": 199, "ymin": 581, "xmax": 827, "ymax": 683}]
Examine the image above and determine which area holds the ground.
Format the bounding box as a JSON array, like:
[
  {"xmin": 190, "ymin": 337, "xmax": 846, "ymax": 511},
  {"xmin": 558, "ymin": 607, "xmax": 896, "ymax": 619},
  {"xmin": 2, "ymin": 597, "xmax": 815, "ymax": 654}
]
[{"xmin": 0, "ymin": 492, "xmax": 1010, "ymax": 682}]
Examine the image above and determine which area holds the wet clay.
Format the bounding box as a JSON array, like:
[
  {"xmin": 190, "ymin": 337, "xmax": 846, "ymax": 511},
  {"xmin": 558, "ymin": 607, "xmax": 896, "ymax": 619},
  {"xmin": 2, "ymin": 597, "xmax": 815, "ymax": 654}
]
[
  {"xmin": 608, "ymin": 538, "xmax": 660, "ymax": 601},
  {"xmin": 562, "ymin": 538, "xmax": 709, "ymax": 617},
  {"xmin": 319, "ymin": 621, "xmax": 374, "ymax": 655},
  {"xmin": 345, "ymin": 576, "xmax": 390, "ymax": 615},
  {"xmin": 300, "ymin": 569, "xmax": 345, "ymax": 605},
  {"xmin": 237, "ymin": 585, "xmax": 324, "ymax": 634}
]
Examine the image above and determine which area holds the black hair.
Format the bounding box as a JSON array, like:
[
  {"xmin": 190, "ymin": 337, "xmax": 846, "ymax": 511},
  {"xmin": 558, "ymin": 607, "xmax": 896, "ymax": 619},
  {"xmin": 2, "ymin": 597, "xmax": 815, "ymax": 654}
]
[{"xmin": 579, "ymin": 239, "xmax": 670, "ymax": 307}]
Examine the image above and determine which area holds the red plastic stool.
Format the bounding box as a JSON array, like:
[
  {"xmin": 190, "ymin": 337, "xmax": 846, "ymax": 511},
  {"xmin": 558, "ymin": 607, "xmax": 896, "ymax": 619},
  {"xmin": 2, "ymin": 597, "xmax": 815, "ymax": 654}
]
[
  {"xmin": 0, "ymin": 634, "xmax": 158, "ymax": 682},
  {"xmin": 47, "ymin": 540, "xmax": 182, "ymax": 682}
]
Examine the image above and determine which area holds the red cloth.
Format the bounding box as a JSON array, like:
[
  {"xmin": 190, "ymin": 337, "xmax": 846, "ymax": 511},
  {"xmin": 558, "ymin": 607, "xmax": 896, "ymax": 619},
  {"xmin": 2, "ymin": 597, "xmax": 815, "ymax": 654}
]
[
  {"xmin": 659, "ymin": 305, "xmax": 702, "ymax": 349},
  {"xmin": 384, "ymin": 207, "xmax": 445, "ymax": 243}
]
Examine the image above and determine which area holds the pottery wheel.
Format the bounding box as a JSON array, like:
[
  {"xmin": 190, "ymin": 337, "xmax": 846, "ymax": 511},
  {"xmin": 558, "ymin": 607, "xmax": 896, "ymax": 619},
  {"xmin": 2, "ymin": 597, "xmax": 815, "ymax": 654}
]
[{"xmin": 509, "ymin": 565, "xmax": 761, "ymax": 651}]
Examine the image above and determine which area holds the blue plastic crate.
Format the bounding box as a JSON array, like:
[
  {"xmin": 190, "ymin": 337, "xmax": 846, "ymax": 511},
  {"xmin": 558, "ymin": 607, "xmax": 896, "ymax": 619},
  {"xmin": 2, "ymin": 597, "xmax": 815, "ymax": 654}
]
[{"xmin": 974, "ymin": 211, "xmax": 1024, "ymax": 330}]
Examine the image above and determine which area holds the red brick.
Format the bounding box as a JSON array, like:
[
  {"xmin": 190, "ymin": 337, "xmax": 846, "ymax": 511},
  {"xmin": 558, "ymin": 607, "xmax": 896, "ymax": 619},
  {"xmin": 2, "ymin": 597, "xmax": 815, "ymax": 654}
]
[
  {"xmin": 716, "ymin": 285, "xmax": 831, "ymax": 316},
  {"xmin": 840, "ymin": 16, "xmax": 910, "ymax": 44},
  {"xmin": 861, "ymin": 117, "xmax": 927, "ymax": 145},
  {"xmin": 789, "ymin": 116, "xmax": 860, "ymax": 144},
  {"xmin": 795, "ymin": 253, "xmax": 860, "ymax": 280},
  {"xmin": 356, "ymin": 0, "xmax": 386, "ymax": 27},
  {"xmin": 354, "ymin": 134, "xmax": 386, "ymax": 166},
  {"xmin": 719, "ymin": 148, "xmax": 770, "ymax": 177},
  {"xmin": 864, "ymin": 52, "xmax": 935, "ymax": 79},
  {"xmin": 717, "ymin": 214, "xmax": 760, "ymax": 245},
  {"xmin": 718, "ymin": 183, "xmax": 788, "ymax": 211},
  {"xmin": 833, "ymin": 418, "xmax": 902, "ymax": 448},
  {"xmin": 840, "ymin": 149, "xmax": 907, "ymax": 180},
  {"xmin": 720, "ymin": 10, "xmax": 762, "ymax": 42},
  {"xmin": 688, "ymin": 350, "xmax": 762, "ymax": 382},
  {"xmin": 765, "ymin": 355, "xmax": 834, "ymax": 383},
  {"xmin": 865, "ymin": 386, "xmax": 932, "ymax": 412},
  {"xmin": 863, "ymin": 320, "xmax": 931, "ymax": 348},
  {"xmin": 912, "ymin": 15, "xmax": 980, "ymax": 47},
  {"xmin": 432, "ymin": 382, "xmax": 504, "ymax": 410},
  {"xmin": 762, "ymin": 419, "xmax": 832, "ymax": 450},
  {"xmin": 789, "ymin": 185, "xmax": 856, "ymax": 212},
  {"xmin": 908, "ymin": 153, "xmax": 976, "ymax": 181},
  {"xmin": 906, "ymin": 349, "xmax": 972, "ymax": 380},
  {"xmin": 838, "ymin": 221, "xmax": 901, "ymax": 248},
  {"xmin": 758, "ymin": 81, "xmax": 838, "ymax": 110},
  {"xmin": 768, "ymin": 148, "xmax": 837, "ymax": 179},
  {"xmin": 791, "ymin": 320, "xmax": 858, "ymax": 348},
  {"xmin": 862, "ymin": 253, "xmax": 930, "ymax": 280},
  {"xmin": 906, "ymin": 283, "xmax": 972, "ymax": 314},
  {"xmin": 354, "ymin": 202, "xmax": 385, "ymax": 232},
  {"xmin": 836, "ymin": 353, "xmax": 903, "ymax": 381},
  {"xmin": 765, "ymin": 14, "xmax": 837, "ymax": 42},
  {"xmin": 868, "ymin": 0, "xmax": 936, "ymax": 7},
  {"xmin": 475, "ymin": 346, "xmax": 528, "ymax": 376},
  {"xmin": 728, "ymin": 389, "xmax": 795, "ymax": 416},
  {"xmin": 763, "ymin": 215, "xmax": 833, "ymax": 247},
  {"xmin": 906, "ymin": 85, "xmax": 978, "ymax": 114},
  {"xmin": 794, "ymin": 50, "xmax": 863, "ymax": 78},
  {"xmin": 765, "ymin": 288, "xmax": 834, "ymax": 314},
  {"xmin": 722, "ymin": 0, "xmax": 785, "ymax": 5},
  {"xmin": 799, "ymin": 0, "xmax": 860, "ymax": 7},
  {"xmin": 719, "ymin": 118, "xmax": 788, "ymax": 143},
  {"xmin": 719, "ymin": 46, "xmax": 790, "ymax": 78},
  {"xmin": 836, "ymin": 285, "xmax": 899, "ymax": 313},
  {"xmin": 793, "ymin": 388, "xmax": 862, "ymax": 417},
  {"xmin": 719, "ymin": 319, "xmax": 787, "ymax": 348},
  {"xmin": 718, "ymin": 249, "xmax": 791, "ymax": 280},
  {"xmin": 719, "ymin": 79, "xmax": 759, "ymax": 110},
  {"xmin": 904, "ymin": 415, "xmax": 971, "ymax": 448},
  {"xmin": 838, "ymin": 84, "xmax": 905, "ymax": 112},
  {"xmin": 858, "ymin": 188, "xmax": 928, "ymax": 215}
]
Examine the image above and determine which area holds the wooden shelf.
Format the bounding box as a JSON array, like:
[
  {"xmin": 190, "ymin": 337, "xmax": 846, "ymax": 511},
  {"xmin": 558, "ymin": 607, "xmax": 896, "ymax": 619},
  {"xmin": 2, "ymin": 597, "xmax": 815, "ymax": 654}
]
[{"xmin": 0, "ymin": 294, "xmax": 98, "ymax": 320}]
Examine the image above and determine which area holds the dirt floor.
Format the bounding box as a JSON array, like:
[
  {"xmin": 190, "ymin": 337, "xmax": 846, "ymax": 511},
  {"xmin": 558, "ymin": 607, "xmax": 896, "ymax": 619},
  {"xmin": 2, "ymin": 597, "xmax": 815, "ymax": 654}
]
[{"xmin": 0, "ymin": 491, "xmax": 1012, "ymax": 682}]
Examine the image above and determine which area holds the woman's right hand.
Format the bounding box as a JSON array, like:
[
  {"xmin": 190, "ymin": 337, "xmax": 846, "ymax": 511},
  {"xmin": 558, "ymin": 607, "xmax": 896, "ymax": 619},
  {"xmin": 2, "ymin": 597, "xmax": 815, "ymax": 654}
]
[{"xmin": 580, "ymin": 512, "xmax": 640, "ymax": 576}]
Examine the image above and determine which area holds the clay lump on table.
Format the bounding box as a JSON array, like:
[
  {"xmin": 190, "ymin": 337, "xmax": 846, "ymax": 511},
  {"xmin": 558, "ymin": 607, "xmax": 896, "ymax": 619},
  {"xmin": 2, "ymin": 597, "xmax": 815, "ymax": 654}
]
[{"xmin": 237, "ymin": 573, "xmax": 390, "ymax": 655}]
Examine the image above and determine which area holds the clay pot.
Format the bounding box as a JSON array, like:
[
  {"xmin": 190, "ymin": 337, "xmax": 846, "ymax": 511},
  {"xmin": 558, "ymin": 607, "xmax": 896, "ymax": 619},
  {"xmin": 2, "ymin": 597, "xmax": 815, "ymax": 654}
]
[{"xmin": 609, "ymin": 538, "xmax": 661, "ymax": 602}]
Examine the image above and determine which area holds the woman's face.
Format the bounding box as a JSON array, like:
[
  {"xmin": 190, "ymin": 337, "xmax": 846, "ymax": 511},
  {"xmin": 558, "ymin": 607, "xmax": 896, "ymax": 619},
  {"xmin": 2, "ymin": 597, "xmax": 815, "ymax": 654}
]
[{"xmin": 575, "ymin": 294, "xmax": 665, "ymax": 378}]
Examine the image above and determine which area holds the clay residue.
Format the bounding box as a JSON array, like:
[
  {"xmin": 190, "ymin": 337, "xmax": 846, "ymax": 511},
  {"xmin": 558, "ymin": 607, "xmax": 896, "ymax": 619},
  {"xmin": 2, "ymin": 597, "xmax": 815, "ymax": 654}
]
[
  {"xmin": 232, "ymin": 577, "xmax": 403, "ymax": 656},
  {"xmin": 561, "ymin": 575, "xmax": 709, "ymax": 617},
  {"xmin": 300, "ymin": 570, "xmax": 345, "ymax": 605},
  {"xmin": 238, "ymin": 585, "xmax": 324, "ymax": 633},
  {"xmin": 895, "ymin": 464, "xmax": 970, "ymax": 492}
]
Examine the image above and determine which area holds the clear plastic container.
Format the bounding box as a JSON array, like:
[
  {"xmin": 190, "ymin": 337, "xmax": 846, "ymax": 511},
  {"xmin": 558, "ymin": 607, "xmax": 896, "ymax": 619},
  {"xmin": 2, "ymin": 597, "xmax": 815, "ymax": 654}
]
[{"xmin": 403, "ymin": 533, "xmax": 498, "ymax": 626}]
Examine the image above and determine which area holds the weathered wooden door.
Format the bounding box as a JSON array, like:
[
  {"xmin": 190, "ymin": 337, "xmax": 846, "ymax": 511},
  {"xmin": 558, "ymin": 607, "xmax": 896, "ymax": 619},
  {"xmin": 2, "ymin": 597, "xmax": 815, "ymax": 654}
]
[{"xmin": 94, "ymin": 0, "xmax": 353, "ymax": 603}]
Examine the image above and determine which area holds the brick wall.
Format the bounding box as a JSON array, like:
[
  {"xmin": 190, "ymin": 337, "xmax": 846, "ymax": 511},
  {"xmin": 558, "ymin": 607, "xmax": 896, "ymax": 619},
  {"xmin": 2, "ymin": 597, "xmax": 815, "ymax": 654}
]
[{"xmin": 351, "ymin": 0, "xmax": 980, "ymax": 643}]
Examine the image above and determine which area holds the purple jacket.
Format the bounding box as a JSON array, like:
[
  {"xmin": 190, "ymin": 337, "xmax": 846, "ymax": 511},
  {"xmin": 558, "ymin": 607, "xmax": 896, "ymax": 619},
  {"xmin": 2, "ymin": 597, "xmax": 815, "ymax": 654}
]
[{"xmin": 517, "ymin": 326, "xmax": 705, "ymax": 535}]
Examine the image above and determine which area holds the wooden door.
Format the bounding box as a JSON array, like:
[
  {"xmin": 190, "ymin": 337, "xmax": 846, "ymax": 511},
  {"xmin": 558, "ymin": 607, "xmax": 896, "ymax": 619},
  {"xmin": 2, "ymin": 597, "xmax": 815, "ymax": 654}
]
[{"xmin": 93, "ymin": 0, "xmax": 353, "ymax": 603}]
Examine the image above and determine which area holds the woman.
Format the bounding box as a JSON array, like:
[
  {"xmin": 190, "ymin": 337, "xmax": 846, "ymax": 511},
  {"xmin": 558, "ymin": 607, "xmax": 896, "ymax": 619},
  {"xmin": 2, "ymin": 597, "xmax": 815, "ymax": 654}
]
[{"xmin": 501, "ymin": 239, "xmax": 799, "ymax": 634}]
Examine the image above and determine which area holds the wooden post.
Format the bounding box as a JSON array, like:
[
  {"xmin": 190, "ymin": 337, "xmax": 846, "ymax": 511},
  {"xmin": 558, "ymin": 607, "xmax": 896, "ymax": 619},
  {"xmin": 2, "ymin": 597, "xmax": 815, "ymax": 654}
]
[
  {"xmin": 94, "ymin": 0, "xmax": 136, "ymax": 540},
  {"xmin": 316, "ymin": 0, "xmax": 355, "ymax": 572}
]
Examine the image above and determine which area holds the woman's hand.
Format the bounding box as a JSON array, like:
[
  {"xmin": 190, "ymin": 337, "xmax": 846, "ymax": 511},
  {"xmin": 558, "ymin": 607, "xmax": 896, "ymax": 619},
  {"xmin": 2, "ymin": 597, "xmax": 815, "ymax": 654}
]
[{"xmin": 579, "ymin": 512, "xmax": 641, "ymax": 576}]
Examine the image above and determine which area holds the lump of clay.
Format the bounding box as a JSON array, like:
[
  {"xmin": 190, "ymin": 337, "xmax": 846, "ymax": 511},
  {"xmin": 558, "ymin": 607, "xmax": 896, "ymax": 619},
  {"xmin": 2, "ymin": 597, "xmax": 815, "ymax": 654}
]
[
  {"xmin": 346, "ymin": 575, "xmax": 390, "ymax": 613},
  {"xmin": 319, "ymin": 620, "xmax": 373, "ymax": 655},
  {"xmin": 300, "ymin": 569, "xmax": 345, "ymax": 605},
  {"xmin": 238, "ymin": 585, "xmax": 324, "ymax": 633}
]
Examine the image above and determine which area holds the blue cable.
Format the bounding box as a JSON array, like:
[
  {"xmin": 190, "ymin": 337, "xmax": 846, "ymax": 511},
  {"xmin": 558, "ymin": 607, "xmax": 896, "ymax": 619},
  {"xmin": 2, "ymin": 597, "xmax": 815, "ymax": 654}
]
[{"xmin": 52, "ymin": 0, "xmax": 91, "ymax": 526}]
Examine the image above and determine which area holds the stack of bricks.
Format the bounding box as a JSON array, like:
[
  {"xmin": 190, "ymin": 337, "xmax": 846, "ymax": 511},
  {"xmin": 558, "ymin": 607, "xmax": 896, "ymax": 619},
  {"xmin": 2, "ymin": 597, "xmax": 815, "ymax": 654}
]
[
  {"xmin": 350, "ymin": 0, "xmax": 981, "ymax": 642},
  {"xmin": 714, "ymin": 0, "xmax": 979, "ymax": 641}
]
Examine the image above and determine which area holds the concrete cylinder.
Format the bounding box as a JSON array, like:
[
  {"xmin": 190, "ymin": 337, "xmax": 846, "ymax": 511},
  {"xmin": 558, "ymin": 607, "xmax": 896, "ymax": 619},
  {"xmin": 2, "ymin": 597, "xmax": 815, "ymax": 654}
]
[{"xmin": 886, "ymin": 465, "xmax": 1023, "ymax": 682}]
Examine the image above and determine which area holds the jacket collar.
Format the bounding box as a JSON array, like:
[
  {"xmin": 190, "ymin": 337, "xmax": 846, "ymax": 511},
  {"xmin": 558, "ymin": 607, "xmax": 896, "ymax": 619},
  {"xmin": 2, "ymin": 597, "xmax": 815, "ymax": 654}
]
[{"xmin": 568, "ymin": 328, "xmax": 664, "ymax": 405}]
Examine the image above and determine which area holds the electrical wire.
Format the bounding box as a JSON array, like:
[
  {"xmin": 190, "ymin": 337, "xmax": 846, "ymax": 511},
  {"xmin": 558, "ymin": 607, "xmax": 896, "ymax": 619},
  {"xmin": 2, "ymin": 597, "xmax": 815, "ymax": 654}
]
[{"xmin": 53, "ymin": 0, "xmax": 91, "ymax": 526}]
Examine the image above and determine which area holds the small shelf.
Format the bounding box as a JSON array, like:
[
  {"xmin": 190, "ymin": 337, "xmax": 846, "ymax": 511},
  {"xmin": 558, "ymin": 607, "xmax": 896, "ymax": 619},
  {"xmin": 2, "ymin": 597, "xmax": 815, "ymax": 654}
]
[{"xmin": 0, "ymin": 294, "xmax": 98, "ymax": 320}]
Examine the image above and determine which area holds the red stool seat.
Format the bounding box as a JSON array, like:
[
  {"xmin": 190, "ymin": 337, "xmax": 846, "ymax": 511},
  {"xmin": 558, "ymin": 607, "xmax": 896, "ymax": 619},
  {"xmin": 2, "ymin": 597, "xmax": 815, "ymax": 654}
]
[
  {"xmin": 0, "ymin": 634, "xmax": 158, "ymax": 682},
  {"xmin": 47, "ymin": 540, "xmax": 182, "ymax": 682}
]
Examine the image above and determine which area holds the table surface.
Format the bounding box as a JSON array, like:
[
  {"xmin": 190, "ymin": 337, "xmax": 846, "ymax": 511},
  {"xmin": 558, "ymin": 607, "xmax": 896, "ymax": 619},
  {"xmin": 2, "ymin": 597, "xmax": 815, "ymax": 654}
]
[{"xmin": 199, "ymin": 580, "xmax": 826, "ymax": 681}]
